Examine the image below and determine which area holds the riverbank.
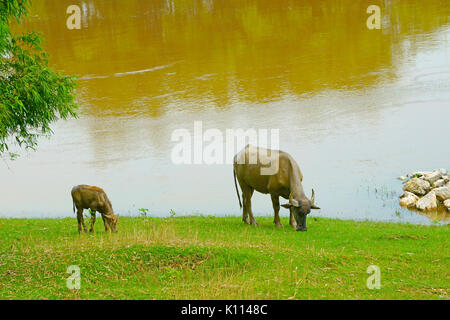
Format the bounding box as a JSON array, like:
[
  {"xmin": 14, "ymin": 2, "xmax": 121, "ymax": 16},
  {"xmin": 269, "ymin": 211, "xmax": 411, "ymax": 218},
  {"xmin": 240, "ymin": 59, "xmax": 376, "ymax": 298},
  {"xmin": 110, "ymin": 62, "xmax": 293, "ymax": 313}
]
[{"xmin": 0, "ymin": 216, "xmax": 448, "ymax": 299}]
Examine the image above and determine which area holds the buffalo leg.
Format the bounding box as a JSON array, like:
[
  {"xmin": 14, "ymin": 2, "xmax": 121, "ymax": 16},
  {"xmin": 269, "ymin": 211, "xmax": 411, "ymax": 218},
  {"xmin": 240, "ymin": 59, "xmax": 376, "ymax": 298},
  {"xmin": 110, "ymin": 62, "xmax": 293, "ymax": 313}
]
[
  {"xmin": 101, "ymin": 214, "xmax": 109, "ymax": 232},
  {"xmin": 76, "ymin": 208, "xmax": 83, "ymax": 234},
  {"xmin": 242, "ymin": 186, "xmax": 257, "ymax": 226},
  {"xmin": 239, "ymin": 181, "xmax": 250, "ymax": 224},
  {"xmin": 76, "ymin": 209, "xmax": 87, "ymax": 233},
  {"xmin": 89, "ymin": 210, "xmax": 96, "ymax": 233},
  {"xmin": 271, "ymin": 194, "xmax": 282, "ymax": 227},
  {"xmin": 242, "ymin": 194, "xmax": 250, "ymax": 224},
  {"xmin": 81, "ymin": 213, "xmax": 88, "ymax": 233},
  {"xmin": 289, "ymin": 210, "xmax": 297, "ymax": 229}
]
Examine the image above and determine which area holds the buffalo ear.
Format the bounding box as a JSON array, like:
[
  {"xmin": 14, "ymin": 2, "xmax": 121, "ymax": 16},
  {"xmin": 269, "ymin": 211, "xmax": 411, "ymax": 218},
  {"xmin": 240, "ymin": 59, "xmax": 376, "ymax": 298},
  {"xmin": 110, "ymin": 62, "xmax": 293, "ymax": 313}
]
[
  {"xmin": 282, "ymin": 198, "xmax": 300, "ymax": 209},
  {"xmin": 288, "ymin": 193, "xmax": 300, "ymax": 207}
]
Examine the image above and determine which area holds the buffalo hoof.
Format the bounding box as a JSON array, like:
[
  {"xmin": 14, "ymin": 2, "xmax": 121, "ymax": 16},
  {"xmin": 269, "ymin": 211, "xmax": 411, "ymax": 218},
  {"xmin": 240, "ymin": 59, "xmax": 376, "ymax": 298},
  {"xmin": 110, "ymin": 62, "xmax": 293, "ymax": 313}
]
[{"xmin": 296, "ymin": 227, "xmax": 307, "ymax": 232}]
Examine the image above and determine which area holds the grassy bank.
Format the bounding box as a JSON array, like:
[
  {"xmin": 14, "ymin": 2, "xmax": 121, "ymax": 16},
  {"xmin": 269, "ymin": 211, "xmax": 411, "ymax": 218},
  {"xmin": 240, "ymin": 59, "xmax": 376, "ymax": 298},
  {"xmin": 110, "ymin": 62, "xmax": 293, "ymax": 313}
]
[{"xmin": 0, "ymin": 216, "xmax": 448, "ymax": 299}]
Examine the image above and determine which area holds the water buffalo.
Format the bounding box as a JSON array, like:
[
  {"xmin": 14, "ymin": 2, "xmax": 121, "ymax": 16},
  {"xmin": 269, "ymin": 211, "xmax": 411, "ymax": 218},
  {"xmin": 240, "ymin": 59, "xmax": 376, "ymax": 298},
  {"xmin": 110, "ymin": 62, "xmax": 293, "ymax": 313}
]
[
  {"xmin": 233, "ymin": 145, "xmax": 320, "ymax": 231},
  {"xmin": 71, "ymin": 185, "xmax": 118, "ymax": 233}
]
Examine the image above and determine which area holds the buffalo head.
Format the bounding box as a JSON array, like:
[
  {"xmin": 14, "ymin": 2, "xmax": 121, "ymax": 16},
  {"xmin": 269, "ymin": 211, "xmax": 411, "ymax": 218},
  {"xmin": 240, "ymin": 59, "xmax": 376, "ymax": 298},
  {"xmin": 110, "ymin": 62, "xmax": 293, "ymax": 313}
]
[
  {"xmin": 281, "ymin": 189, "xmax": 320, "ymax": 231},
  {"xmin": 106, "ymin": 213, "xmax": 119, "ymax": 233}
]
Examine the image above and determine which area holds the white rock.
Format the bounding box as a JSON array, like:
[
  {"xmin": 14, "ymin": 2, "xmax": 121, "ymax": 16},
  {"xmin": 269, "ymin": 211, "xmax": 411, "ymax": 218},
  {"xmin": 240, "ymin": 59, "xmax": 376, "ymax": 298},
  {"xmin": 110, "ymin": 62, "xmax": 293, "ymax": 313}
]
[
  {"xmin": 442, "ymin": 176, "xmax": 449, "ymax": 183},
  {"xmin": 399, "ymin": 192, "xmax": 419, "ymax": 208},
  {"xmin": 399, "ymin": 191, "xmax": 409, "ymax": 198},
  {"xmin": 422, "ymin": 170, "xmax": 443, "ymax": 183},
  {"xmin": 438, "ymin": 168, "xmax": 447, "ymax": 175},
  {"xmin": 432, "ymin": 179, "xmax": 446, "ymax": 188},
  {"xmin": 433, "ymin": 187, "xmax": 450, "ymax": 202},
  {"xmin": 403, "ymin": 178, "xmax": 431, "ymax": 196},
  {"xmin": 444, "ymin": 199, "xmax": 450, "ymax": 210},
  {"xmin": 416, "ymin": 191, "xmax": 437, "ymax": 211}
]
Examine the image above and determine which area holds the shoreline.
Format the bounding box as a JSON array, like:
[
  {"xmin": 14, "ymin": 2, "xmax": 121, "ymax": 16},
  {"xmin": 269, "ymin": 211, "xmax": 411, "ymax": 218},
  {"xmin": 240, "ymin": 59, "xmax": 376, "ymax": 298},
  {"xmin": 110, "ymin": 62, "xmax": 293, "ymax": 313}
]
[{"xmin": 0, "ymin": 213, "xmax": 448, "ymax": 226}]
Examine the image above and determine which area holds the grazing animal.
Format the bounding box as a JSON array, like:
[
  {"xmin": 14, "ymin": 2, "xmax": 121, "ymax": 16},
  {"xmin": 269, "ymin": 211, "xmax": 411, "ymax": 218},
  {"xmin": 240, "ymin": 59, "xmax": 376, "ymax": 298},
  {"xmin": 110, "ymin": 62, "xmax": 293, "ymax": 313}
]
[
  {"xmin": 71, "ymin": 185, "xmax": 118, "ymax": 233},
  {"xmin": 233, "ymin": 145, "xmax": 320, "ymax": 231}
]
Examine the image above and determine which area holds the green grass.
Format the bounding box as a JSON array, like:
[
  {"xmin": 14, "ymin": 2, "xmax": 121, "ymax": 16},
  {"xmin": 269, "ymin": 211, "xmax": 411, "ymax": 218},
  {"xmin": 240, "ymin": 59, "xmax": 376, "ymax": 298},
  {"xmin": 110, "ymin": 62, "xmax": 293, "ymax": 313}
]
[{"xmin": 0, "ymin": 216, "xmax": 448, "ymax": 299}]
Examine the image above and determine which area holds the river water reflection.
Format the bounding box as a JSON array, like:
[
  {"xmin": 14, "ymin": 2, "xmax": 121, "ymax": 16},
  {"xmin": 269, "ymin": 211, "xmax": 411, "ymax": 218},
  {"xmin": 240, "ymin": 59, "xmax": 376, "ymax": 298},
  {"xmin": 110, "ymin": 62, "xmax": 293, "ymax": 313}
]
[{"xmin": 1, "ymin": 0, "xmax": 449, "ymax": 224}]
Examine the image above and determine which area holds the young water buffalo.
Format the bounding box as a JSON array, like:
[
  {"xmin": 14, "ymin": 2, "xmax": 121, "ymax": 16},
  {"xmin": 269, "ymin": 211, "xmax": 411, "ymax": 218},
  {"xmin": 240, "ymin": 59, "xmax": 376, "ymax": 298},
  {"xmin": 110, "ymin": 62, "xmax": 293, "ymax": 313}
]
[
  {"xmin": 71, "ymin": 185, "xmax": 118, "ymax": 233},
  {"xmin": 233, "ymin": 145, "xmax": 320, "ymax": 231}
]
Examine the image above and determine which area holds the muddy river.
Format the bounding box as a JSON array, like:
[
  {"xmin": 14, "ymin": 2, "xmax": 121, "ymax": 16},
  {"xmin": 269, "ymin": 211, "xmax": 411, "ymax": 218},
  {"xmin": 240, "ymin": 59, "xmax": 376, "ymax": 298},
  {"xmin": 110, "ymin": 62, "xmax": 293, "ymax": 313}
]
[{"xmin": 1, "ymin": 0, "xmax": 449, "ymax": 224}]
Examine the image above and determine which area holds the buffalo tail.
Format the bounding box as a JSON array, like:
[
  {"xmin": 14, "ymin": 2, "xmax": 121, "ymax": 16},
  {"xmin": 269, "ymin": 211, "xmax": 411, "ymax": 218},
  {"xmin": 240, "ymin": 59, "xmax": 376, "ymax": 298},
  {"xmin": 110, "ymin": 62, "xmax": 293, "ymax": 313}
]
[{"xmin": 233, "ymin": 166, "xmax": 242, "ymax": 209}]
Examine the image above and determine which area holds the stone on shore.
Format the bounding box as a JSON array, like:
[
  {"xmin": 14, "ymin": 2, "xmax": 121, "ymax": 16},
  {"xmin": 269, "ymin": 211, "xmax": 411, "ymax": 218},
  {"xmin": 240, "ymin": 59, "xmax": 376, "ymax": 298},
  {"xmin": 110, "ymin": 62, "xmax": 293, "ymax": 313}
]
[
  {"xmin": 402, "ymin": 178, "xmax": 431, "ymax": 196},
  {"xmin": 415, "ymin": 191, "xmax": 437, "ymax": 211},
  {"xmin": 422, "ymin": 170, "xmax": 443, "ymax": 183},
  {"xmin": 432, "ymin": 179, "xmax": 446, "ymax": 188},
  {"xmin": 433, "ymin": 187, "xmax": 450, "ymax": 202},
  {"xmin": 399, "ymin": 169, "xmax": 449, "ymax": 211},
  {"xmin": 444, "ymin": 199, "xmax": 450, "ymax": 210},
  {"xmin": 399, "ymin": 192, "xmax": 419, "ymax": 208}
]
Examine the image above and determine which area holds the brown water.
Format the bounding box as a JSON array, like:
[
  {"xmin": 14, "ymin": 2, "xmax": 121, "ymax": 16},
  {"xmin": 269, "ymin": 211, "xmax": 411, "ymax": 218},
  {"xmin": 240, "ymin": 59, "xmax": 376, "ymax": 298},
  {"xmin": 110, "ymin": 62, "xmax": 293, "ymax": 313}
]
[{"xmin": 1, "ymin": 0, "xmax": 449, "ymax": 224}]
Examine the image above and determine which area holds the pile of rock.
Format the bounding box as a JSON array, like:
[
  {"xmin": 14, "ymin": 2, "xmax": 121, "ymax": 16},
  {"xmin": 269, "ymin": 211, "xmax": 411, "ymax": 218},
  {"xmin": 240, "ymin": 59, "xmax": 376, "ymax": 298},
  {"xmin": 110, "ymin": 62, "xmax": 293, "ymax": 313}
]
[{"xmin": 399, "ymin": 169, "xmax": 450, "ymax": 211}]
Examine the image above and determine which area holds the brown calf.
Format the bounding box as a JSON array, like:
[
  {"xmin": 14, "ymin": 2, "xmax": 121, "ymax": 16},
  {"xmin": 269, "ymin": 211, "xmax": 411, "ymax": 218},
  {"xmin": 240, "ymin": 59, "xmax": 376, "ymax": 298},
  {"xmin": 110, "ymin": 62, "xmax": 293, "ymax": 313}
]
[{"xmin": 71, "ymin": 185, "xmax": 118, "ymax": 233}]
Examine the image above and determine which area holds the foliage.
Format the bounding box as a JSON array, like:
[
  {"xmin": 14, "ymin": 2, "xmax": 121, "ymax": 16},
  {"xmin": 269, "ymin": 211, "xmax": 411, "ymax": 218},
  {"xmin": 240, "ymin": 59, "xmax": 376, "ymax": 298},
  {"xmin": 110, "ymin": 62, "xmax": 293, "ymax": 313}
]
[
  {"xmin": 138, "ymin": 208, "xmax": 149, "ymax": 218},
  {"xmin": 0, "ymin": 0, "xmax": 77, "ymax": 158}
]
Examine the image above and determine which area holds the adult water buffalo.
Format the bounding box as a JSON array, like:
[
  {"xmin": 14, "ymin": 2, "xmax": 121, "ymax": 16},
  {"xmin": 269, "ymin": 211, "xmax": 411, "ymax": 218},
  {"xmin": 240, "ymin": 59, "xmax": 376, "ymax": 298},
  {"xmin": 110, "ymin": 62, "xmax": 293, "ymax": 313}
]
[
  {"xmin": 71, "ymin": 185, "xmax": 118, "ymax": 233},
  {"xmin": 233, "ymin": 145, "xmax": 320, "ymax": 231}
]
